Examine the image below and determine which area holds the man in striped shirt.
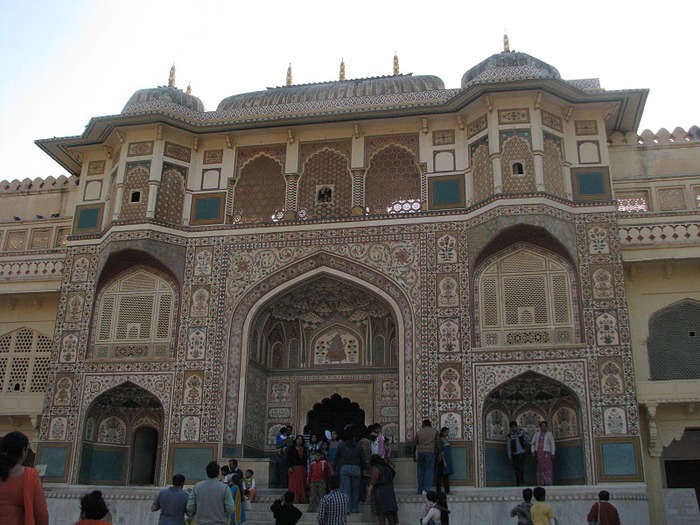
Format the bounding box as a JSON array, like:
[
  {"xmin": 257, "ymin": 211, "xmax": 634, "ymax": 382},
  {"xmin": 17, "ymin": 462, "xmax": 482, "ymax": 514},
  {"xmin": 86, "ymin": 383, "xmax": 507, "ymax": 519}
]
[{"xmin": 318, "ymin": 475, "xmax": 348, "ymax": 525}]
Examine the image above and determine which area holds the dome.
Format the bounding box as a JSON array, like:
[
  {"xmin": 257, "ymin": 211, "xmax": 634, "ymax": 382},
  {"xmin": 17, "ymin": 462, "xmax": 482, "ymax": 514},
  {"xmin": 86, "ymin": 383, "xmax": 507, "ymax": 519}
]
[
  {"xmin": 122, "ymin": 86, "xmax": 205, "ymax": 114},
  {"xmin": 461, "ymin": 51, "xmax": 561, "ymax": 87},
  {"xmin": 217, "ymin": 74, "xmax": 445, "ymax": 111}
]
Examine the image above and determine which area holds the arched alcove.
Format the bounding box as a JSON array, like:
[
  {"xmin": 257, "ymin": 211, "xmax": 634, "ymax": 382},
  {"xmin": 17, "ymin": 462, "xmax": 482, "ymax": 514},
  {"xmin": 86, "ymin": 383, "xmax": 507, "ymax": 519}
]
[
  {"xmin": 227, "ymin": 256, "xmax": 412, "ymax": 452},
  {"xmin": 648, "ymin": 300, "xmax": 700, "ymax": 380},
  {"xmin": 483, "ymin": 371, "xmax": 586, "ymax": 486},
  {"xmin": 241, "ymin": 272, "xmax": 399, "ymax": 450},
  {"xmin": 80, "ymin": 382, "xmax": 163, "ymax": 485}
]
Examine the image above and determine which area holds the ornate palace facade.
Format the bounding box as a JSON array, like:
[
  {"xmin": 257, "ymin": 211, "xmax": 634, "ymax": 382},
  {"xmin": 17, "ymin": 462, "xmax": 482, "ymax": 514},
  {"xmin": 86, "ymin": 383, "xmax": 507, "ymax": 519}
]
[{"xmin": 1, "ymin": 42, "xmax": 699, "ymax": 524}]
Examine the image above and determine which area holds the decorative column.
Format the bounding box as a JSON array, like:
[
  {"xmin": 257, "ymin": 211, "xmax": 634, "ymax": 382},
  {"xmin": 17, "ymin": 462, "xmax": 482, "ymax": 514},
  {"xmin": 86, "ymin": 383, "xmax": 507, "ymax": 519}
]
[
  {"xmin": 283, "ymin": 174, "xmax": 300, "ymax": 220},
  {"xmin": 350, "ymin": 168, "xmax": 366, "ymax": 215}
]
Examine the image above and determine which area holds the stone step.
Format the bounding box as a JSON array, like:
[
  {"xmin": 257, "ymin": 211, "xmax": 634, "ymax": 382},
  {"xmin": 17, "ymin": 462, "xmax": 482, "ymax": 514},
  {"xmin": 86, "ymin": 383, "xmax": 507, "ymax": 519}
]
[{"xmin": 244, "ymin": 499, "xmax": 377, "ymax": 525}]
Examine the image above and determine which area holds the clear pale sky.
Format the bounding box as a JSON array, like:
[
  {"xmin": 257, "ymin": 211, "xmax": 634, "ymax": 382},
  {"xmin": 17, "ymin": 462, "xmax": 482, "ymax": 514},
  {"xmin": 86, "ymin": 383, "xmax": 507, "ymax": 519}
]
[{"xmin": 1, "ymin": 0, "xmax": 697, "ymax": 180}]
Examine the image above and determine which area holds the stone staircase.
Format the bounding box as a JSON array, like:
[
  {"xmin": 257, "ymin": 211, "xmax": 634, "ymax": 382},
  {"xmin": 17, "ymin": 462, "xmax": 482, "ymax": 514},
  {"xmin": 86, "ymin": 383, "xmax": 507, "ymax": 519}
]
[{"xmin": 246, "ymin": 492, "xmax": 377, "ymax": 525}]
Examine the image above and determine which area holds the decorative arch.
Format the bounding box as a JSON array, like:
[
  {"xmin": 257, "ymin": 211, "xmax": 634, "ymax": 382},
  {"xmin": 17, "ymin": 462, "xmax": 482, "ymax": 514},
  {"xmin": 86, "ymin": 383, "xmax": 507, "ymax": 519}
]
[
  {"xmin": 365, "ymin": 144, "xmax": 422, "ymax": 214},
  {"xmin": 225, "ymin": 252, "xmax": 414, "ymax": 444},
  {"xmin": 310, "ymin": 322, "xmax": 364, "ymax": 367},
  {"xmin": 477, "ymin": 366, "xmax": 591, "ymax": 486},
  {"xmin": 89, "ymin": 265, "xmax": 178, "ymax": 361},
  {"xmin": 78, "ymin": 379, "xmax": 168, "ymax": 485},
  {"xmin": 648, "ymin": 299, "xmax": 700, "ymax": 380},
  {"xmin": 473, "ymin": 241, "xmax": 581, "ymax": 347},
  {"xmin": 500, "ymin": 135, "xmax": 536, "ymax": 193},
  {"xmin": 232, "ymin": 154, "xmax": 286, "ymax": 223},
  {"xmin": 237, "ymin": 151, "xmax": 284, "ymax": 176},
  {"xmin": 298, "ymin": 148, "xmax": 352, "ymax": 219}
]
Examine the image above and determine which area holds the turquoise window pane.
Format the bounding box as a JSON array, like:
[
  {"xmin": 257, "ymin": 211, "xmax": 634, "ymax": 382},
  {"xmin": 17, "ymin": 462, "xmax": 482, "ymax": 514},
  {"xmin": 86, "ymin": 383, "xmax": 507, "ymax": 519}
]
[{"xmin": 433, "ymin": 180, "xmax": 461, "ymax": 205}]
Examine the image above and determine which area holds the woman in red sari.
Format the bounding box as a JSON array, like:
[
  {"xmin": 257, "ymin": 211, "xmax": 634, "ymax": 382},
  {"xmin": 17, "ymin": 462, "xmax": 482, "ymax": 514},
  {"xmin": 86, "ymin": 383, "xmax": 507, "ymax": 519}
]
[
  {"xmin": 286, "ymin": 434, "xmax": 308, "ymax": 503},
  {"xmin": 531, "ymin": 421, "xmax": 556, "ymax": 485}
]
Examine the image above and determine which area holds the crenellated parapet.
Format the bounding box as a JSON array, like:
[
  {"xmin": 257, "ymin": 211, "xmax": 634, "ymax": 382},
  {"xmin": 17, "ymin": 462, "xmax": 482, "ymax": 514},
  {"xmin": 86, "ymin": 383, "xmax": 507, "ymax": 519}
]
[
  {"xmin": 0, "ymin": 175, "xmax": 78, "ymax": 193},
  {"xmin": 608, "ymin": 126, "xmax": 700, "ymax": 146}
]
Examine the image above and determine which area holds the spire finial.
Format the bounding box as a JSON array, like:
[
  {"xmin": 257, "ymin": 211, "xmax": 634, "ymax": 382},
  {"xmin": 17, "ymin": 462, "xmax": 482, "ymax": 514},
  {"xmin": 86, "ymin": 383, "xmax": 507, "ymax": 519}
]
[
  {"xmin": 286, "ymin": 63, "xmax": 293, "ymax": 86},
  {"xmin": 393, "ymin": 51, "xmax": 400, "ymax": 76},
  {"xmin": 168, "ymin": 64, "xmax": 176, "ymax": 88},
  {"xmin": 503, "ymin": 32, "xmax": 510, "ymax": 53},
  {"xmin": 339, "ymin": 58, "xmax": 346, "ymax": 81},
  {"xmin": 186, "ymin": 82, "xmax": 192, "ymax": 95}
]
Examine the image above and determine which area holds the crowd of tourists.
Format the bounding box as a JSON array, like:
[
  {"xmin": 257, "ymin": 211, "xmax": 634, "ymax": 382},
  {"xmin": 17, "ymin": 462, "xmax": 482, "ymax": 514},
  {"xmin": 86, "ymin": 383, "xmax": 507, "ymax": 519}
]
[{"xmin": 0, "ymin": 428, "xmax": 622, "ymax": 525}]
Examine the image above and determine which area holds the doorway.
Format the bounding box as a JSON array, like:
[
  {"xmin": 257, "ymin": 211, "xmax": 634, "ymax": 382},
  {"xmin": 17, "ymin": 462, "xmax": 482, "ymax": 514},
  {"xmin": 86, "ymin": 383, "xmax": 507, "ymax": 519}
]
[
  {"xmin": 306, "ymin": 393, "xmax": 366, "ymax": 439},
  {"xmin": 130, "ymin": 427, "xmax": 158, "ymax": 485}
]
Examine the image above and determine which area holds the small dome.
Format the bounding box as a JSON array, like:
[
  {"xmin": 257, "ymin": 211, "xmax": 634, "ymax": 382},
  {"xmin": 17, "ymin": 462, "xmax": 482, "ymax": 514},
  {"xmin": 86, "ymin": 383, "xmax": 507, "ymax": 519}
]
[
  {"xmin": 217, "ymin": 74, "xmax": 445, "ymax": 111},
  {"xmin": 122, "ymin": 86, "xmax": 204, "ymax": 113},
  {"xmin": 461, "ymin": 51, "xmax": 561, "ymax": 87}
]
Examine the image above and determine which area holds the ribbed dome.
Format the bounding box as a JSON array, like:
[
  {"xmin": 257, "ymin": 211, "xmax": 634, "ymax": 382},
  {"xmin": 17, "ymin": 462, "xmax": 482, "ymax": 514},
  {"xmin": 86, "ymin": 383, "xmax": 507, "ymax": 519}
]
[
  {"xmin": 461, "ymin": 51, "xmax": 561, "ymax": 87},
  {"xmin": 122, "ymin": 86, "xmax": 204, "ymax": 113},
  {"xmin": 217, "ymin": 74, "xmax": 445, "ymax": 111}
]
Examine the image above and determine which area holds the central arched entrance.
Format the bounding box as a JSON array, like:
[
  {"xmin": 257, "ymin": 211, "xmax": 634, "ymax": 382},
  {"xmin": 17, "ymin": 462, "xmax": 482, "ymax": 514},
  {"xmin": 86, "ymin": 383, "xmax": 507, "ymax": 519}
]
[{"xmin": 237, "ymin": 269, "xmax": 402, "ymax": 453}]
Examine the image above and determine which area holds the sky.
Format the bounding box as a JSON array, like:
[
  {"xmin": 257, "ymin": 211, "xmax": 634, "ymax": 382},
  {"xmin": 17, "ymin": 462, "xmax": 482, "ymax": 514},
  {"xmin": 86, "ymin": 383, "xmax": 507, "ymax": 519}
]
[{"xmin": 1, "ymin": 0, "xmax": 698, "ymax": 180}]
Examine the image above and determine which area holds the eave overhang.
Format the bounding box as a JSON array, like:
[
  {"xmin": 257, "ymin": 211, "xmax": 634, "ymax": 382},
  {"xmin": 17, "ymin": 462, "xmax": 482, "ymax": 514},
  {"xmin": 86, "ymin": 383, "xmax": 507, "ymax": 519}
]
[{"xmin": 36, "ymin": 77, "xmax": 648, "ymax": 176}]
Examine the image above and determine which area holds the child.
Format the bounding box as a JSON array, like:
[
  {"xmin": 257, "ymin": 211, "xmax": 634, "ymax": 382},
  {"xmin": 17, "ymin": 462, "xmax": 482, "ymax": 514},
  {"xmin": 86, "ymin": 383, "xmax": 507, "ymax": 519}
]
[
  {"xmin": 221, "ymin": 465, "xmax": 232, "ymax": 483},
  {"xmin": 437, "ymin": 426, "xmax": 453, "ymax": 494},
  {"xmin": 510, "ymin": 487, "xmax": 533, "ymax": 525},
  {"xmin": 320, "ymin": 439, "xmax": 330, "ymax": 459},
  {"xmin": 328, "ymin": 430, "xmax": 342, "ymax": 464},
  {"xmin": 421, "ymin": 491, "xmax": 449, "ymax": 525},
  {"xmin": 531, "ymin": 486, "xmax": 558, "ymax": 525},
  {"xmin": 243, "ymin": 469, "xmax": 257, "ymax": 502},
  {"xmin": 422, "ymin": 491, "xmax": 438, "ymax": 520},
  {"xmin": 307, "ymin": 449, "xmax": 333, "ymax": 512}
]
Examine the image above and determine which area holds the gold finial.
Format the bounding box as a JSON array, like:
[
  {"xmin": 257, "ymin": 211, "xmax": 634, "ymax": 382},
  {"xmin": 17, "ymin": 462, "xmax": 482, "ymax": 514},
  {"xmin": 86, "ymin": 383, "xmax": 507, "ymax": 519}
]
[
  {"xmin": 286, "ymin": 63, "xmax": 293, "ymax": 86},
  {"xmin": 393, "ymin": 52, "xmax": 400, "ymax": 76},
  {"xmin": 339, "ymin": 58, "xmax": 346, "ymax": 81},
  {"xmin": 503, "ymin": 32, "xmax": 510, "ymax": 53},
  {"xmin": 186, "ymin": 82, "xmax": 192, "ymax": 95},
  {"xmin": 168, "ymin": 64, "xmax": 176, "ymax": 87}
]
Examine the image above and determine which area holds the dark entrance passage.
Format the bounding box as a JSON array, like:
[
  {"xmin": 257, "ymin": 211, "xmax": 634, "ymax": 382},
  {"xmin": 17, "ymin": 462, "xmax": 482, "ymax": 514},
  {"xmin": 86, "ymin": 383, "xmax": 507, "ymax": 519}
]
[
  {"xmin": 306, "ymin": 393, "xmax": 365, "ymax": 439},
  {"xmin": 130, "ymin": 427, "xmax": 158, "ymax": 485},
  {"xmin": 663, "ymin": 429, "xmax": 700, "ymax": 508}
]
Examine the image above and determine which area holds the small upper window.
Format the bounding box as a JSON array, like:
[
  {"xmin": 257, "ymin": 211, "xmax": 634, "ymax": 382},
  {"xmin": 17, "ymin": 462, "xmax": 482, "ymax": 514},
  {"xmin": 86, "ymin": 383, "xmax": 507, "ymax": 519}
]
[
  {"xmin": 130, "ymin": 191, "xmax": 141, "ymax": 203},
  {"xmin": 512, "ymin": 162, "xmax": 524, "ymax": 176}
]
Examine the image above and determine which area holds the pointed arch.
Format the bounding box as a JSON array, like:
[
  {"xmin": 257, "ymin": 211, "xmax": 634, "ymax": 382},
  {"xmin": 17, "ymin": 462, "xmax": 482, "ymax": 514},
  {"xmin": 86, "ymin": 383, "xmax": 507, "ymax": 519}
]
[
  {"xmin": 365, "ymin": 144, "xmax": 422, "ymax": 214},
  {"xmin": 79, "ymin": 380, "xmax": 167, "ymax": 485},
  {"xmin": 476, "ymin": 365, "xmax": 591, "ymax": 486},
  {"xmin": 225, "ymin": 252, "xmax": 414, "ymax": 445},
  {"xmin": 648, "ymin": 299, "xmax": 700, "ymax": 380},
  {"xmin": 232, "ymin": 154, "xmax": 286, "ymax": 222},
  {"xmin": 473, "ymin": 241, "xmax": 581, "ymax": 347},
  {"xmin": 90, "ymin": 265, "xmax": 178, "ymax": 361},
  {"xmin": 298, "ymin": 148, "xmax": 352, "ymax": 219}
]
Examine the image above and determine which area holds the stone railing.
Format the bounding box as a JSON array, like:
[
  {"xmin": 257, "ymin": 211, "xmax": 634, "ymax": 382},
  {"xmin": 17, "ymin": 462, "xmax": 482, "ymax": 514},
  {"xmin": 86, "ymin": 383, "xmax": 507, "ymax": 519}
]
[
  {"xmin": 618, "ymin": 218, "xmax": 700, "ymax": 247},
  {"xmin": 0, "ymin": 257, "xmax": 65, "ymax": 280}
]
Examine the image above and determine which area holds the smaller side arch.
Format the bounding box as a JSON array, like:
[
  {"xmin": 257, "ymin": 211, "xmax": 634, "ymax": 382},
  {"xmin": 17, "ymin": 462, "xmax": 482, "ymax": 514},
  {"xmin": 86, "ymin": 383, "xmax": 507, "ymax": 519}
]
[{"xmin": 648, "ymin": 299, "xmax": 700, "ymax": 380}]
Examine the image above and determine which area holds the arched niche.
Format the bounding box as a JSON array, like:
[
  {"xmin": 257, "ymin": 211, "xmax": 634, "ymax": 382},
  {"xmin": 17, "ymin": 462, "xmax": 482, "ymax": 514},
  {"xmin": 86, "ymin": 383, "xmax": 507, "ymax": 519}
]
[
  {"xmin": 79, "ymin": 382, "xmax": 163, "ymax": 485},
  {"xmin": 482, "ymin": 371, "xmax": 586, "ymax": 486},
  {"xmin": 648, "ymin": 299, "xmax": 700, "ymax": 380}
]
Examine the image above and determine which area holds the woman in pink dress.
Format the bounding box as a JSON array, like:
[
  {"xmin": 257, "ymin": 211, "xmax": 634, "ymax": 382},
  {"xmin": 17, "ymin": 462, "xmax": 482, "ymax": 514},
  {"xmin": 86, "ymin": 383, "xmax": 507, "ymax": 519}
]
[{"xmin": 531, "ymin": 421, "xmax": 556, "ymax": 485}]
